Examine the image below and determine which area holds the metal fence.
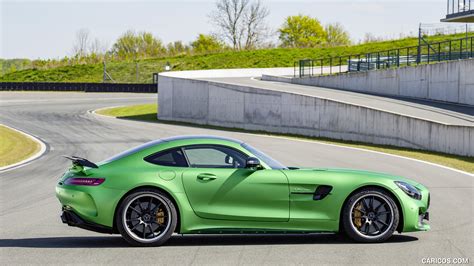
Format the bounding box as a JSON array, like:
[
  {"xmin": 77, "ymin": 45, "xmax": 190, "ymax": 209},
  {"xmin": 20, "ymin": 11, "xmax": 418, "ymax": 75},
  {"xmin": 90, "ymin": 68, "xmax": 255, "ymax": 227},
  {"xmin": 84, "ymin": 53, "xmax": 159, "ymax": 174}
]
[
  {"xmin": 295, "ymin": 36, "xmax": 474, "ymax": 78},
  {"xmin": 447, "ymin": 0, "xmax": 473, "ymax": 16},
  {"xmin": 0, "ymin": 82, "xmax": 157, "ymax": 93}
]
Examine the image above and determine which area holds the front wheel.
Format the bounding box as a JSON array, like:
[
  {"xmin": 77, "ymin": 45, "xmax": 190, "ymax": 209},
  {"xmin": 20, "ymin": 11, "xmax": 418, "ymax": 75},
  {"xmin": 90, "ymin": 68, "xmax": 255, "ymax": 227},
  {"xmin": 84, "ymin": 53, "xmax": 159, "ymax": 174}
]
[
  {"xmin": 116, "ymin": 189, "xmax": 177, "ymax": 247},
  {"xmin": 342, "ymin": 188, "xmax": 399, "ymax": 243}
]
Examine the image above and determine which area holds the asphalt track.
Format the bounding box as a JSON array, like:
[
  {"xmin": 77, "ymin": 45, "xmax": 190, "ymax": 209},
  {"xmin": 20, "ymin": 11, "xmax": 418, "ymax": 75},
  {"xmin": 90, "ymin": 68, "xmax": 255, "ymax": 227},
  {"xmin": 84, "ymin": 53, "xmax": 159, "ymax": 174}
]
[{"xmin": 0, "ymin": 91, "xmax": 472, "ymax": 265}]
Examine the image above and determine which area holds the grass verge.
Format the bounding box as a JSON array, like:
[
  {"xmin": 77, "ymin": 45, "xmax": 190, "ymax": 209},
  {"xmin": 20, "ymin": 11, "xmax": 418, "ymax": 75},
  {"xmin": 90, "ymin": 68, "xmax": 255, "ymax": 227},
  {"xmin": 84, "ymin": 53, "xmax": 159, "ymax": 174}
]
[
  {"xmin": 0, "ymin": 125, "xmax": 41, "ymax": 167},
  {"xmin": 96, "ymin": 103, "xmax": 158, "ymax": 119},
  {"xmin": 96, "ymin": 104, "xmax": 474, "ymax": 173}
]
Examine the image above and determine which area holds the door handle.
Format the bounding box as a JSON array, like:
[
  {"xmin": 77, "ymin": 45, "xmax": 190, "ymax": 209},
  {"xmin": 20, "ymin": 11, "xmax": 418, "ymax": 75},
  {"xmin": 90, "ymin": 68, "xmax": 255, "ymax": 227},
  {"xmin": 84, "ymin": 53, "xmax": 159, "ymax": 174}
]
[{"xmin": 197, "ymin": 173, "xmax": 217, "ymax": 181}]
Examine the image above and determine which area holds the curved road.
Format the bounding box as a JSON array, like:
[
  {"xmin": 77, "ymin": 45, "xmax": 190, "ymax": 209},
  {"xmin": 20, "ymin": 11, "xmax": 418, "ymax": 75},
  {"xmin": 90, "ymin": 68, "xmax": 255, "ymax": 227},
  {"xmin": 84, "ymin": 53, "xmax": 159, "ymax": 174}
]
[{"xmin": 0, "ymin": 92, "xmax": 472, "ymax": 265}]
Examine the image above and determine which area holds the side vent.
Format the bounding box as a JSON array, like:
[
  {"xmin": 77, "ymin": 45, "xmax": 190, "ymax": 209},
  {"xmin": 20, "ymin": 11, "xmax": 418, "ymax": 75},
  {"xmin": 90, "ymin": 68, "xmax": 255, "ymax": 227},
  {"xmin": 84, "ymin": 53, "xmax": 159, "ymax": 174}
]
[{"xmin": 313, "ymin": 185, "xmax": 333, "ymax": 200}]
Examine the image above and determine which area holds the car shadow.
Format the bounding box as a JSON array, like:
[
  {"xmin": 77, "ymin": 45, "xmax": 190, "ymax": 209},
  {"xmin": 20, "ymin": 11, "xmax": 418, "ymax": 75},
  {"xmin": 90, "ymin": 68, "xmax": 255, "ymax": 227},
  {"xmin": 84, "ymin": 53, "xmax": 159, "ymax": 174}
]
[{"xmin": 0, "ymin": 234, "xmax": 418, "ymax": 248}]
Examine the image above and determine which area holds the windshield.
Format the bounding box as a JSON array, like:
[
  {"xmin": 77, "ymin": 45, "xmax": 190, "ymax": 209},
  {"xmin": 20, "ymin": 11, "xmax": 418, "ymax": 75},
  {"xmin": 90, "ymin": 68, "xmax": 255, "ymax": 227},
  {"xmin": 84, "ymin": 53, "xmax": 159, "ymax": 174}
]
[
  {"xmin": 102, "ymin": 139, "xmax": 164, "ymax": 163},
  {"xmin": 241, "ymin": 143, "xmax": 287, "ymax": 170}
]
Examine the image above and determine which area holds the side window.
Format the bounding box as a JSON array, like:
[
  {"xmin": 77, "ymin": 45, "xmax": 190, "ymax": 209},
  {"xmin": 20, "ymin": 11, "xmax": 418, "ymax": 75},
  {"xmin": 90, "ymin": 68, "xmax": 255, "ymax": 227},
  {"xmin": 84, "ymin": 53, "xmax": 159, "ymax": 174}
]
[
  {"xmin": 183, "ymin": 145, "xmax": 247, "ymax": 168},
  {"xmin": 144, "ymin": 148, "xmax": 188, "ymax": 167}
]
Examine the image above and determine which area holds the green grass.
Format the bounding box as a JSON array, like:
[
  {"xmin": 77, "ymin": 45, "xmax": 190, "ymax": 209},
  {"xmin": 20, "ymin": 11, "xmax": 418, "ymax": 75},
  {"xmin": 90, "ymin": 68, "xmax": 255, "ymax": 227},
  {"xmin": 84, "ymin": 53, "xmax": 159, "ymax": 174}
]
[
  {"xmin": 1, "ymin": 33, "xmax": 469, "ymax": 83},
  {"xmin": 96, "ymin": 104, "xmax": 474, "ymax": 173},
  {"xmin": 0, "ymin": 125, "xmax": 41, "ymax": 167},
  {"xmin": 96, "ymin": 104, "xmax": 158, "ymax": 120}
]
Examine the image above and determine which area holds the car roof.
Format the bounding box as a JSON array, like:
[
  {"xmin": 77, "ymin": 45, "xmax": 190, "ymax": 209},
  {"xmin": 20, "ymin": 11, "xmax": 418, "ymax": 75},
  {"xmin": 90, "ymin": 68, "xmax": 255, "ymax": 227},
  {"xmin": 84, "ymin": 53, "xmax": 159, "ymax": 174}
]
[
  {"xmin": 102, "ymin": 135, "xmax": 243, "ymax": 164},
  {"xmin": 161, "ymin": 135, "xmax": 243, "ymax": 144}
]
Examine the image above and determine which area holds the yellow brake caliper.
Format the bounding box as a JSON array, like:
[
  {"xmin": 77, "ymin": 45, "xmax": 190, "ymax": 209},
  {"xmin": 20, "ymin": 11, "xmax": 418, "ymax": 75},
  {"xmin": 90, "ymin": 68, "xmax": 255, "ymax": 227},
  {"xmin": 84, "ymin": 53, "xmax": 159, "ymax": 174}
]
[
  {"xmin": 156, "ymin": 208, "xmax": 165, "ymax": 225},
  {"xmin": 353, "ymin": 202, "xmax": 363, "ymax": 228}
]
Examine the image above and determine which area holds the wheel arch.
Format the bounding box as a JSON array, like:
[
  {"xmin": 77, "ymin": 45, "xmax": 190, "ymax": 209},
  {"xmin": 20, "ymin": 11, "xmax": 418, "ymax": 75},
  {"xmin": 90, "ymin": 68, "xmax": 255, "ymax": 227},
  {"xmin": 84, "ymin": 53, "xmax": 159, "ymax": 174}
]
[
  {"xmin": 112, "ymin": 185, "xmax": 182, "ymax": 234},
  {"xmin": 338, "ymin": 185, "xmax": 404, "ymax": 234}
]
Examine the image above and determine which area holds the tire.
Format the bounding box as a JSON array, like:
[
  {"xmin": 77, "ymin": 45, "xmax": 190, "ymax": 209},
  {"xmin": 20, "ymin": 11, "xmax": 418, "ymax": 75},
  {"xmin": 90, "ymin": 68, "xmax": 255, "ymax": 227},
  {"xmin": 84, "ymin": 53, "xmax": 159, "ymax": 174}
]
[
  {"xmin": 116, "ymin": 188, "xmax": 177, "ymax": 247},
  {"xmin": 342, "ymin": 188, "xmax": 399, "ymax": 243}
]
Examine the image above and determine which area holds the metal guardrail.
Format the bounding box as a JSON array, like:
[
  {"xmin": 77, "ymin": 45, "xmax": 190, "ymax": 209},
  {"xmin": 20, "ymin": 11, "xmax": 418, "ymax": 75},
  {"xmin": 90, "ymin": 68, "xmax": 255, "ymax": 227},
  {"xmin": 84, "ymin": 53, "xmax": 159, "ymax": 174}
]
[
  {"xmin": 0, "ymin": 82, "xmax": 157, "ymax": 93},
  {"xmin": 447, "ymin": 0, "xmax": 472, "ymax": 16},
  {"xmin": 295, "ymin": 36, "xmax": 474, "ymax": 78}
]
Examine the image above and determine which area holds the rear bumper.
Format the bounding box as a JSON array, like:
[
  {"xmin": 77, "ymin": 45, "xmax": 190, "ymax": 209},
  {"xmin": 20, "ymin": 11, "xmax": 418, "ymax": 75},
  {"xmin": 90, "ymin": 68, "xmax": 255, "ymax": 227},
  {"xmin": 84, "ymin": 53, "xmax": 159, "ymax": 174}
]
[
  {"xmin": 61, "ymin": 208, "xmax": 113, "ymax": 234},
  {"xmin": 56, "ymin": 182, "xmax": 125, "ymax": 228}
]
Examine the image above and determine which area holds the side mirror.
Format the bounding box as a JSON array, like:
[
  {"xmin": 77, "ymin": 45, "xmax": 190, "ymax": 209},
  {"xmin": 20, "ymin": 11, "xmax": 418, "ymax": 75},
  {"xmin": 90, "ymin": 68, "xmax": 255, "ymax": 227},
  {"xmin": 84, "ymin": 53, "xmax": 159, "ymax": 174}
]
[
  {"xmin": 245, "ymin": 157, "xmax": 262, "ymax": 169},
  {"xmin": 225, "ymin": 155, "xmax": 232, "ymax": 164}
]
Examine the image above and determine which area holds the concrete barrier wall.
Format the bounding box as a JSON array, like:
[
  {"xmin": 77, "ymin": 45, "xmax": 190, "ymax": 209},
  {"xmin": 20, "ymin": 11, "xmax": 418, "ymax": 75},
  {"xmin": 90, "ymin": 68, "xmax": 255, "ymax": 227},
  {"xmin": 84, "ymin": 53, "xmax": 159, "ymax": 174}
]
[
  {"xmin": 264, "ymin": 59, "xmax": 474, "ymax": 106},
  {"xmin": 158, "ymin": 74, "xmax": 474, "ymax": 156}
]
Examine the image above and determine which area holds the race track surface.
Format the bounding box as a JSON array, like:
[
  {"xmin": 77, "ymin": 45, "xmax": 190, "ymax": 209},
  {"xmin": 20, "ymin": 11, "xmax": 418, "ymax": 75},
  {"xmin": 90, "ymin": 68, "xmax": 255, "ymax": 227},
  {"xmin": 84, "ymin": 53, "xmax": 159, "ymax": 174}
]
[{"xmin": 0, "ymin": 92, "xmax": 472, "ymax": 265}]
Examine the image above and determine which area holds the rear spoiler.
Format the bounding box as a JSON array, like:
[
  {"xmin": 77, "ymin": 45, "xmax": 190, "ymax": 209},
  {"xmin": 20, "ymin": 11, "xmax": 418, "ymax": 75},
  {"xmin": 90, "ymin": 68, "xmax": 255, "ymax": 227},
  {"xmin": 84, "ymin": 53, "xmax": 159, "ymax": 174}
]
[{"xmin": 64, "ymin": 156, "xmax": 99, "ymax": 169}]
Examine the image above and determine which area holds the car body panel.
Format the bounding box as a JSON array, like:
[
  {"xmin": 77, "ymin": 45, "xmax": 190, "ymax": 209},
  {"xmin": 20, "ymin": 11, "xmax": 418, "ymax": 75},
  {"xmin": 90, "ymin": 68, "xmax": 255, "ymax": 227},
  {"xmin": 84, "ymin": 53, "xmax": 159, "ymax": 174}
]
[
  {"xmin": 56, "ymin": 136, "xmax": 430, "ymax": 235},
  {"xmin": 182, "ymin": 168, "xmax": 289, "ymax": 222}
]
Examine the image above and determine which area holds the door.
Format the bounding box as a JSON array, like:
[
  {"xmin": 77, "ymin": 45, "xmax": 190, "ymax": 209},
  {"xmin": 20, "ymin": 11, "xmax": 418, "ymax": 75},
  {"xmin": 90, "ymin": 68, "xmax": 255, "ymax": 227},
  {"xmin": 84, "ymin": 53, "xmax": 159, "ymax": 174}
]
[{"xmin": 181, "ymin": 145, "xmax": 289, "ymax": 222}]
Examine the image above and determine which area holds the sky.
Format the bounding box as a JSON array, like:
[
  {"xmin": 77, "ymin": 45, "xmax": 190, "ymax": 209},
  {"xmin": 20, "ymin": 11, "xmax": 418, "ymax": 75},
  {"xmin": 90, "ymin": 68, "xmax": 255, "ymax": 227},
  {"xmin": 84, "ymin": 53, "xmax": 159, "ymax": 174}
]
[{"xmin": 1, "ymin": 0, "xmax": 451, "ymax": 59}]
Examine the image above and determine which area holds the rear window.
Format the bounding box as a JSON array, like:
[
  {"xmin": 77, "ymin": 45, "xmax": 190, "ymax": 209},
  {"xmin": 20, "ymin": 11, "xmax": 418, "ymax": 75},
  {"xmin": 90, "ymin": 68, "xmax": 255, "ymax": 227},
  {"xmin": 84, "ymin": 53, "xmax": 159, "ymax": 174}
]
[
  {"xmin": 144, "ymin": 148, "xmax": 188, "ymax": 167},
  {"xmin": 102, "ymin": 139, "xmax": 164, "ymax": 163}
]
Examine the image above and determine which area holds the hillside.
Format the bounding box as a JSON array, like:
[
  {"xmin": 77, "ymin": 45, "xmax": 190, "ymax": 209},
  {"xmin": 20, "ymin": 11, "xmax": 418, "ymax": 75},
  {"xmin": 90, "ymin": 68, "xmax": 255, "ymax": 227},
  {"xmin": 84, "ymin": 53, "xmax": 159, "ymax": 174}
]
[
  {"xmin": 0, "ymin": 59, "xmax": 32, "ymax": 75},
  {"xmin": 0, "ymin": 34, "xmax": 469, "ymax": 83}
]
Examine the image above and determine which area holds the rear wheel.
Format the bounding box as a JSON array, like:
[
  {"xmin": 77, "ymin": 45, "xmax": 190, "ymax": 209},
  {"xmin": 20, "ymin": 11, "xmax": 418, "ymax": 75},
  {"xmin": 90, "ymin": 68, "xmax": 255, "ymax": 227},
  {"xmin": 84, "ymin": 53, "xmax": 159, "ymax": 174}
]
[
  {"xmin": 116, "ymin": 189, "xmax": 177, "ymax": 246},
  {"xmin": 342, "ymin": 188, "xmax": 399, "ymax": 243}
]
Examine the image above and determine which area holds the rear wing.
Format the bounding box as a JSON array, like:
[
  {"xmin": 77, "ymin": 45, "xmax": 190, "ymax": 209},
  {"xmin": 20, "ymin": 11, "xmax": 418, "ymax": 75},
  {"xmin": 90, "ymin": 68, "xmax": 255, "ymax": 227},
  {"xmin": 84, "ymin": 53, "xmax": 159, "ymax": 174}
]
[{"xmin": 63, "ymin": 156, "xmax": 98, "ymax": 169}]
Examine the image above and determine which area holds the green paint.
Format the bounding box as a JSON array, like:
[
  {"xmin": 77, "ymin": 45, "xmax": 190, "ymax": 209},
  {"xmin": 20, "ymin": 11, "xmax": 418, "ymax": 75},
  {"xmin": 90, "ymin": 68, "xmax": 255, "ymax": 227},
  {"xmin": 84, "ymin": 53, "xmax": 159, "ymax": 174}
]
[{"xmin": 56, "ymin": 136, "xmax": 430, "ymax": 236}]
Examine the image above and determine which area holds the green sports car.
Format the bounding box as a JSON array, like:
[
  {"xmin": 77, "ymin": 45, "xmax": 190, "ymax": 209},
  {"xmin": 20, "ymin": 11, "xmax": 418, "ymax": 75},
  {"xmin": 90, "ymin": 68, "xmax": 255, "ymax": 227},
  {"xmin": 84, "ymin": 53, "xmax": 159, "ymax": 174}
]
[{"xmin": 56, "ymin": 135, "xmax": 430, "ymax": 246}]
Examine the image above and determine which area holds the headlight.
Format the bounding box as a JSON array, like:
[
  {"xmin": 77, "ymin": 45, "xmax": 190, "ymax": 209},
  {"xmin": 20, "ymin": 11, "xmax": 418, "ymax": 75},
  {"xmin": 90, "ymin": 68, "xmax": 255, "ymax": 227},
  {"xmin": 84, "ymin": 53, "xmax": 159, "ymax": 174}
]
[{"xmin": 395, "ymin": 181, "xmax": 422, "ymax": 200}]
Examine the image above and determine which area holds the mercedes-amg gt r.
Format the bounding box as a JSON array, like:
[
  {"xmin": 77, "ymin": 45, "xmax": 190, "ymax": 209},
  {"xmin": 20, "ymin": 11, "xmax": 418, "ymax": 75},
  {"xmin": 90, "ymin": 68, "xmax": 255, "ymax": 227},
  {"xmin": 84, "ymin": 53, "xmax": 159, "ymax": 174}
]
[{"xmin": 56, "ymin": 135, "xmax": 430, "ymax": 246}]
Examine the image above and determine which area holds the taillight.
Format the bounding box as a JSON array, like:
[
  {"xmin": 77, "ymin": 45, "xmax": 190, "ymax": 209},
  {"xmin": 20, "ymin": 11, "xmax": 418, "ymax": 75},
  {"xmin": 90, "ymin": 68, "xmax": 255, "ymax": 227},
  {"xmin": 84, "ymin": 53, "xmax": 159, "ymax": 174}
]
[{"xmin": 64, "ymin": 177, "xmax": 105, "ymax": 186}]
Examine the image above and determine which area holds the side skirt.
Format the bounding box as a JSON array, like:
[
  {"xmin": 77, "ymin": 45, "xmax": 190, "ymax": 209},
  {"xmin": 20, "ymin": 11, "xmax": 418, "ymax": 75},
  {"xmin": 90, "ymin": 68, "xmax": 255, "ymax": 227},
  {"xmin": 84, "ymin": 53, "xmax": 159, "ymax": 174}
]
[{"xmin": 185, "ymin": 229, "xmax": 335, "ymax": 234}]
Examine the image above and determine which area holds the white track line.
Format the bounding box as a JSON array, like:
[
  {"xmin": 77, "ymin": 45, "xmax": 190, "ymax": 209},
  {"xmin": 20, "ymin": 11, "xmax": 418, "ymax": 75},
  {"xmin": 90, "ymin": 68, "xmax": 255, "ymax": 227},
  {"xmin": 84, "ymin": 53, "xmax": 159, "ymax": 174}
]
[{"xmin": 0, "ymin": 124, "xmax": 47, "ymax": 172}]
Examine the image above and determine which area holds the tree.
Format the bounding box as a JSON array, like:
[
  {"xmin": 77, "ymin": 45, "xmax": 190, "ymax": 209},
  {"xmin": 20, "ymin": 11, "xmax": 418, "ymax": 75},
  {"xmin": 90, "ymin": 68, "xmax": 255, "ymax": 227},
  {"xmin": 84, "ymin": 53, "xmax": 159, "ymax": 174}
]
[
  {"xmin": 111, "ymin": 30, "xmax": 165, "ymax": 59},
  {"xmin": 362, "ymin": 33, "xmax": 384, "ymax": 44},
  {"xmin": 243, "ymin": 1, "xmax": 269, "ymax": 49},
  {"xmin": 72, "ymin": 28, "xmax": 91, "ymax": 58},
  {"xmin": 191, "ymin": 34, "xmax": 224, "ymax": 53},
  {"xmin": 88, "ymin": 38, "xmax": 107, "ymax": 56},
  {"xmin": 325, "ymin": 23, "xmax": 351, "ymax": 47},
  {"xmin": 139, "ymin": 32, "xmax": 166, "ymax": 58},
  {"xmin": 278, "ymin": 15, "xmax": 326, "ymax": 48},
  {"xmin": 112, "ymin": 30, "xmax": 138, "ymax": 59},
  {"xmin": 210, "ymin": 0, "xmax": 269, "ymax": 50},
  {"xmin": 167, "ymin": 41, "xmax": 190, "ymax": 56}
]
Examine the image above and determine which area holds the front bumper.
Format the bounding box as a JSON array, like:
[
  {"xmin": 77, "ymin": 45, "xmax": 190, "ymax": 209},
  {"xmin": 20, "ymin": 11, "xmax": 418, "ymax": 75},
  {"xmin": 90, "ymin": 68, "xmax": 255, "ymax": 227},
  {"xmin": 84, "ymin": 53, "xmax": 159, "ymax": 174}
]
[
  {"xmin": 61, "ymin": 208, "xmax": 113, "ymax": 234},
  {"xmin": 419, "ymin": 212, "xmax": 429, "ymax": 226},
  {"xmin": 399, "ymin": 187, "xmax": 430, "ymax": 232}
]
